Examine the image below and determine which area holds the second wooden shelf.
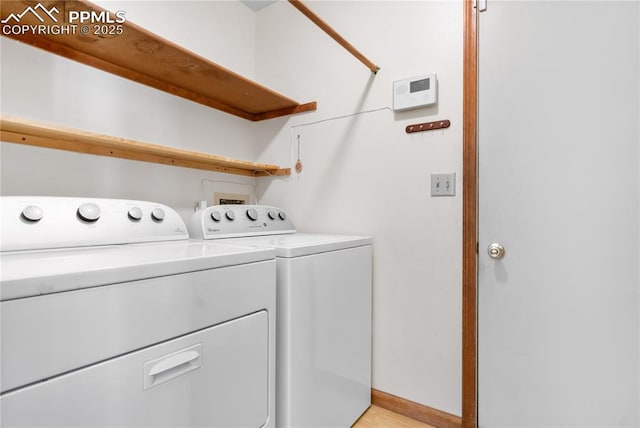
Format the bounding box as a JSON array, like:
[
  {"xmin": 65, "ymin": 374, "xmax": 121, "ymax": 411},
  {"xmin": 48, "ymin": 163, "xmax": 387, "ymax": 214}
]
[{"xmin": 0, "ymin": 117, "xmax": 290, "ymax": 177}]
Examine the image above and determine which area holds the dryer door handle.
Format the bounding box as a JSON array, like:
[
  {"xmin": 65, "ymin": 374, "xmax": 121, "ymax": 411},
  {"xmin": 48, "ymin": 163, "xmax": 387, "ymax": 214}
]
[{"xmin": 144, "ymin": 344, "xmax": 202, "ymax": 390}]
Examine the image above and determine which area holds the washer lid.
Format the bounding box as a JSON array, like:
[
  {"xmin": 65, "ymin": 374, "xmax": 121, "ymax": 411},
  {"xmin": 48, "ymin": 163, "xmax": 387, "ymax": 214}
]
[
  {"xmin": 219, "ymin": 233, "xmax": 372, "ymax": 258},
  {"xmin": 0, "ymin": 241, "xmax": 274, "ymax": 301}
]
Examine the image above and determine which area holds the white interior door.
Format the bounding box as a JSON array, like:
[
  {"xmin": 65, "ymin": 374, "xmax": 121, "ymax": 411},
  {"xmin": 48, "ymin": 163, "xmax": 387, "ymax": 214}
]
[{"xmin": 477, "ymin": 2, "xmax": 639, "ymax": 427}]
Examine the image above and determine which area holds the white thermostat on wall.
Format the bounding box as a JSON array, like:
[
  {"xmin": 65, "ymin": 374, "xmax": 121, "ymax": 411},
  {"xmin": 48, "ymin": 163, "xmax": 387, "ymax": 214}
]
[{"xmin": 393, "ymin": 73, "xmax": 438, "ymax": 111}]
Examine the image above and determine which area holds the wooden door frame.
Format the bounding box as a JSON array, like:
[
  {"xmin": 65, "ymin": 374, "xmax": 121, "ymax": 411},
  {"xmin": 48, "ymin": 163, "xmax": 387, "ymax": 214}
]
[{"xmin": 462, "ymin": 1, "xmax": 478, "ymax": 427}]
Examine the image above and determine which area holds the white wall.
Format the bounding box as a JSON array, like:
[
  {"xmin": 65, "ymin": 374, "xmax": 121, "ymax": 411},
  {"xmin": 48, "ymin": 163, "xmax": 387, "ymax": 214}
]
[
  {"xmin": 1, "ymin": 1, "xmax": 259, "ymax": 222},
  {"xmin": 93, "ymin": 0, "xmax": 257, "ymax": 79},
  {"xmin": 254, "ymin": 1, "xmax": 463, "ymax": 415}
]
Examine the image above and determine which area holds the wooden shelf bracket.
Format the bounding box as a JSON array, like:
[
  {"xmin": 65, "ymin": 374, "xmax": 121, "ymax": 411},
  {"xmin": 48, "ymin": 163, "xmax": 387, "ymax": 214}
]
[{"xmin": 288, "ymin": 0, "xmax": 380, "ymax": 74}]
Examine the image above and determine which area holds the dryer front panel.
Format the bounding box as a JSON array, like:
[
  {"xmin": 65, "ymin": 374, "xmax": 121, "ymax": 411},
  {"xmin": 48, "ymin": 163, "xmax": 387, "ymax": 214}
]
[{"xmin": 1, "ymin": 311, "xmax": 270, "ymax": 428}]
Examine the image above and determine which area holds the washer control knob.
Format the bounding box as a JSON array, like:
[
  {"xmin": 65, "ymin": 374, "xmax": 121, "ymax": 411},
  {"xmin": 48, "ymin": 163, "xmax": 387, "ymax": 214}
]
[
  {"xmin": 268, "ymin": 211, "xmax": 277, "ymax": 220},
  {"xmin": 225, "ymin": 210, "xmax": 236, "ymax": 221},
  {"xmin": 278, "ymin": 211, "xmax": 287, "ymax": 221},
  {"xmin": 22, "ymin": 205, "xmax": 43, "ymax": 222},
  {"xmin": 246, "ymin": 208, "xmax": 258, "ymax": 221},
  {"xmin": 77, "ymin": 203, "xmax": 101, "ymax": 222},
  {"xmin": 128, "ymin": 207, "xmax": 143, "ymax": 221},
  {"xmin": 151, "ymin": 208, "xmax": 165, "ymax": 222},
  {"xmin": 210, "ymin": 211, "xmax": 222, "ymax": 222}
]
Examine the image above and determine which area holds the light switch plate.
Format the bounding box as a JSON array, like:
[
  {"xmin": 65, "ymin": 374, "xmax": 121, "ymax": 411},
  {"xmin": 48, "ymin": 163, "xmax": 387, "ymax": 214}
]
[{"xmin": 431, "ymin": 173, "xmax": 456, "ymax": 196}]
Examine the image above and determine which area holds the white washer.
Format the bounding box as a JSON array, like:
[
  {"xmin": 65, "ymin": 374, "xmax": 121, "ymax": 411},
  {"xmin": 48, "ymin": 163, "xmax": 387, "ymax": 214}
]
[
  {"xmin": 1, "ymin": 196, "xmax": 276, "ymax": 428},
  {"xmin": 189, "ymin": 205, "xmax": 372, "ymax": 428}
]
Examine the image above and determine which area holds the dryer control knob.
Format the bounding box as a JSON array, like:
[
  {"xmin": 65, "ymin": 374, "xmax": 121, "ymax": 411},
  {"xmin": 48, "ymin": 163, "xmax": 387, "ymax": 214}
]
[
  {"xmin": 151, "ymin": 208, "xmax": 165, "ymax": 222},
  {"xmin": 268, "ymin": 211, "xmax": 277, "ymax": 220},
  {"xmin": 77, "ymin": 203, "xmax": 101, "ymax": 222},
  {"xmin": 128, "ymin": 207, "xmax": 143, "ymax": 221},
  {"xmin": 246, "ymin": 208, "xmax": 258, "ymax": 221},
  {"xmin": 278, "ymin": 211, "xmax": 287, "ymax": 221},
  {"xmin": 225, "ymin": 210, "xmax": 236, "ymax": 221},
  {"xmin": 210, "ymin": 211, "xmax": 222, "ymax": 222},
  {"xmin": 22, "ymin": 205, "xmax": 43, "ymax": 222}
]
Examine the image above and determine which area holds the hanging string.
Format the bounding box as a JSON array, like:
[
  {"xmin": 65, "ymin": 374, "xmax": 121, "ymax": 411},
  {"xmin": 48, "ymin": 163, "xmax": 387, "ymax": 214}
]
[{"xmin": 295, "ymin": 135, "xmax": 303, "ymax": 173}]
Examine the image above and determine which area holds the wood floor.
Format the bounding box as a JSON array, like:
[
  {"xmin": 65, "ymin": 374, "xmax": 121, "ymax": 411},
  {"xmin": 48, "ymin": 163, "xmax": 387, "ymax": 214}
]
[{"xmin": 353, "ymin": 405, "xmax": 436, "ymax": 428}]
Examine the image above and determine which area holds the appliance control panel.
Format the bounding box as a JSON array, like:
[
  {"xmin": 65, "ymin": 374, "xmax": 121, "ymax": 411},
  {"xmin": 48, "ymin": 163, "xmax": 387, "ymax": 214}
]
[
  {"xmin": 189, "ymin": 205, "xmax": 295, "ymax": 239},
  {"xmin": 1, "ymin": 197, "xmax": 188, "ymax": 252}
]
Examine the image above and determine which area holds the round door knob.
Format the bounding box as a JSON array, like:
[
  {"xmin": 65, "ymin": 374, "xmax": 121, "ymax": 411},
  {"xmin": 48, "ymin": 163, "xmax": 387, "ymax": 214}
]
[
  {"xmin": 225, "ymin": 211, "xmax": 235, "ymax": 221},
  {"xmin": 487, "ymin": 242, "xmax": 505, "ymax": 259},
  {"xmin": 246, "ymin": 208, "xmax": 258, "ymax": 221},
  {"xmin": 210, "ymin": 211, "xmax": 221, "ymax": 222},
  {"xmin": 77, "ymin": 203, "xmax": 101, "ymax": 222},
  {"xmin": 151, "ymin": 208, "xmax": 165, "ymax": 222}
]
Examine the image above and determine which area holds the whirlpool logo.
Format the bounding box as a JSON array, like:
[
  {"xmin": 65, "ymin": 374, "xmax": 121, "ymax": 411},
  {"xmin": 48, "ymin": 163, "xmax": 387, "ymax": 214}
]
[{"xmin": 1, "ymin": 2, "xmax": 126, "ymax": 36}]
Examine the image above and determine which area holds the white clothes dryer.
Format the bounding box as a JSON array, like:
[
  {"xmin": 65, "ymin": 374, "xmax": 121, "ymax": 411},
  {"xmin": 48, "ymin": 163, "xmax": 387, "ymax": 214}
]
[
  {"xmin": 0, "ymin": 197, "xmax": 276, "ymax": 428},
  {"xmin": 189, "ymin": 205, "xmax": 372, "ymax": 428}
]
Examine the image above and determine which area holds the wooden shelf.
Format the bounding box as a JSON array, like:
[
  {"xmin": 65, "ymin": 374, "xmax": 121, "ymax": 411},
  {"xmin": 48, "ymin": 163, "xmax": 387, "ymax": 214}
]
[
  {"xmin": 0, "ymin": 1, "xmax": 317, "ymax": 121},
  {"xmin": 0, "ymin": 117, "xmax": 291, "ymax": 177}
]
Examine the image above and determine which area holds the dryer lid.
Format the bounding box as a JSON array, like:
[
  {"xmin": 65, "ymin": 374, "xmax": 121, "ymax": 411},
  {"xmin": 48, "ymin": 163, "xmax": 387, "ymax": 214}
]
[{"xmin": 0, "ymin": 241, "xmax": 274, "ymax": 300}]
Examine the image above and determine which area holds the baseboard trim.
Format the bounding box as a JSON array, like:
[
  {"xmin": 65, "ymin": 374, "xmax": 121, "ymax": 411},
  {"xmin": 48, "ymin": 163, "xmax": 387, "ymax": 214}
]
[{"xmin": 371, "ymin": 389, "xmax": 462, "ymax": 428}]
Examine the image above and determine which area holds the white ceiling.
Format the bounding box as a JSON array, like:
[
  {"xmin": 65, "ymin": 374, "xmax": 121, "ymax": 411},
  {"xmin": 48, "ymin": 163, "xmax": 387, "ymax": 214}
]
[{"xmin": 240, "ymin": 0, "xmax": 277, "ymax": 12}]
